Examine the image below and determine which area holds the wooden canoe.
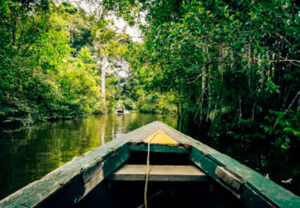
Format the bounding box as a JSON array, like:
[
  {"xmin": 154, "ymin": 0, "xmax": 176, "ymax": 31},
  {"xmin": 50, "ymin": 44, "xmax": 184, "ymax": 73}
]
[{"xmin": 0, "ymin": 121, "xmax": 299, "ymax": 208}]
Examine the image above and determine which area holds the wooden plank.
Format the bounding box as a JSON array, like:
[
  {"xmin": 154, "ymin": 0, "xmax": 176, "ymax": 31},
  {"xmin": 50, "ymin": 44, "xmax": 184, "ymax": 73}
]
[
  {"xmin": 0, "ymin": 137, "xmax": 130, "ymax": 207},
  {"xmin": 130, "ymin": 121, "xmax": 218, "ymax": 154},
  {"xmin": 109, "ymin": 165, "xmax": 208, "ymax": 182},
  {"xmin": 143, "ymin": 130, "xmax": 179, "ymax": 145},
  {"xmin": 190, "ymin": 145, "xmax": 300, "ymax": 208},
  {"xmin": 0, "ymin": 122, "xmax": 163, "ymax": 208},
  {"xmin": 77, "ymin": 145, "xmax": 130, "ymax": 202},
  {"xmin": 129, "ymin": 144, "xmax": 190, "ymax": 154},
  {"xmin": 208, "ymin": 153, "xmax": 300, "ymax": 208},
  {"xmin": 150, "ymin": 122, "xmax": 300, "ymax": 208},
  {"xmin": 1, "ymin": 121, "xmax": 299, "ymax": 208},
  {"xmin": 215, "ymin": 166, "xmax": 244, "ymax": 192}
]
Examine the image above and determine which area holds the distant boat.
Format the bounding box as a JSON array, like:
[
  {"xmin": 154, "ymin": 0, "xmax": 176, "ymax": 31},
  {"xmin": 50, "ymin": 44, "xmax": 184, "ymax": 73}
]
[
  {"xmin": 1, "ymin": 121, "xmax": 299, "ymax": 208},
  {"xmin": 116, "ymin": 109, "xmax": 129, "ymax": 114}
]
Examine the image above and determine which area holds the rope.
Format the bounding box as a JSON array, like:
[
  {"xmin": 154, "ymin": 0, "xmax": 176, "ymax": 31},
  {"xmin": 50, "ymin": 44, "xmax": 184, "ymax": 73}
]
[
  {"xmin": 144, "ymin": 124, "xmax": 161, "ymax": 208},
  {"xmin": 144, "ymin": 136, "xmax": 151, "ymax": 208}
]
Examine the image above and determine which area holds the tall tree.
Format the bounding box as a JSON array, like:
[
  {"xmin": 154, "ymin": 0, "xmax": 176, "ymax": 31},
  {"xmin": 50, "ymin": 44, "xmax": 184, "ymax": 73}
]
[{"xmin": 103, "ymin": 0, "xmax": 300, "ymax": 149}]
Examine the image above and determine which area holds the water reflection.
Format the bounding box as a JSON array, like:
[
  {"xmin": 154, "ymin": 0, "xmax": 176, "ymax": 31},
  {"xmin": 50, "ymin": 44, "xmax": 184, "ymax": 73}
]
[
  {"xmin": 0, "ymin": 112, "xmax": 299, "ymax": 199},
  {"xmin": 0, "ymin": 113, "xmax": 178, "ymax": 199}
]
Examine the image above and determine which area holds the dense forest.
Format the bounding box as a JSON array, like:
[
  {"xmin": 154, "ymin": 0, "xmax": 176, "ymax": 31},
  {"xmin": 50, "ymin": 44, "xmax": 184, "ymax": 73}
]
[{"xmin": 0, "ymin": 0, "xmax": 299, "ymax": 150}]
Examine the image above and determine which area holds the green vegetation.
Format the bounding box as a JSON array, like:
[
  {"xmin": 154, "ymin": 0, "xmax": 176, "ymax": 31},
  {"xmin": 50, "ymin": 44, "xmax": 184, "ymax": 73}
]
[
  {"xmin": 0, "ymin": 1, "xmax": 133, "ymax": 125},
  {"xmin": 0, "ymin": 0, "xmax": 299, "ymax": 150},
  {"xmin": 0, "ymin": 1, "xmax": 98, "ymax": 124},
  {"xmin": 103, "ymin": 0, "xmax": 300, "ymax": 150}
]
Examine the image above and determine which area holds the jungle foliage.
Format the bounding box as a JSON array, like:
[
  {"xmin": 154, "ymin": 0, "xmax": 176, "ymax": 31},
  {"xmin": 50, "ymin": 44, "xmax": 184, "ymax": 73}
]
[
  {"xmin": 104, "ymin": 0, "xmax": 300, "ymax": 149},
  {"xmin": 1, "ymin": 0, "xmax": 299, "ymax": 150},
  {"xmin": 0, "ymin": 1, "xmax": 136, "ymax": 125}
]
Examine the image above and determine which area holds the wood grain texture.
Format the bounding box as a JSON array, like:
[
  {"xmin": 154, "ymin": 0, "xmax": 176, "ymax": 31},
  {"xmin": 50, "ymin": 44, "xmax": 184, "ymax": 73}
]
[
  {"xmin": 109, "ymin": 165, "xmax": 208, "ymax": 182},
  {"xmin": 149, "ymin": 122, "xmax": 300, "ymax": 208},
  {"xmin": 129, "ymin": 144, "xmax": 190, "ymax": 153},
  {"xmin": 215, "ymin": 166, "xmax": 244, "ymax": 191},
  {"xmin": 1, "ymin": 121, "xmax": 299, "ymax": 208}
]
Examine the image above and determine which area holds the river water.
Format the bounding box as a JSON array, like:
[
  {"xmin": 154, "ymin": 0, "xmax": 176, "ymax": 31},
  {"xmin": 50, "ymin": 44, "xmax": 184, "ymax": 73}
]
[{"xmin": 0, "ymin": 113, "xmax": 299, "ymax": 199}]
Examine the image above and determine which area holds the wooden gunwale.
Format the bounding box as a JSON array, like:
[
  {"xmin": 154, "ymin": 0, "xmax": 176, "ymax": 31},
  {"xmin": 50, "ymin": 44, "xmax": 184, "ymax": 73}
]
[
  {"xmin": 0, "ymin": 121, "xmax": 299, "ymax": 208},
  {"xmin": 0, "ymin": 122, "xmax": 159, "ymax": 207},
  {"xmin": 150, "ymin": 122, "xmax": 300, "ymax": 208},
  {"xmin": 128, "ymin": 143, "xmax": 190, "ymax": 154}
]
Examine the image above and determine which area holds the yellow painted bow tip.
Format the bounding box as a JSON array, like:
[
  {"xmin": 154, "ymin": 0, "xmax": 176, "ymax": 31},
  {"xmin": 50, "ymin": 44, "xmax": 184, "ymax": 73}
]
[{"xmin": 143, "ymin": 130, "xmax": 179, "ymax": 146}]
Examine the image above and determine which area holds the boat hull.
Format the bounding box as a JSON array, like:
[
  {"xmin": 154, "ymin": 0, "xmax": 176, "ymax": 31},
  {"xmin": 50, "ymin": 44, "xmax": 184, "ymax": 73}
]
[{"xmin": 0, "ymin": 121, "xmax": 299, "ymax": 208}]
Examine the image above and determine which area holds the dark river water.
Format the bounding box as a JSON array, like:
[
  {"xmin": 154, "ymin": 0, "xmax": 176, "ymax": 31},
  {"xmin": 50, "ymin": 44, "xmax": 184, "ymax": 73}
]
[{"xmin": 0, "ymin": 113, "xmax": 299, "ymax": 199}]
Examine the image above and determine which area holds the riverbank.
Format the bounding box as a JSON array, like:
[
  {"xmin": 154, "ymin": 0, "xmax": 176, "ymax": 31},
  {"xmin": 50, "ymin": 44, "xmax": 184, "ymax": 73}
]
[
  {"xmin": 0, "ymin": 113, "xmax": 299, "ymax": 200},
  {"xmin": 0, "ymin": 106, "xmax": 177, "ymax": 129}
]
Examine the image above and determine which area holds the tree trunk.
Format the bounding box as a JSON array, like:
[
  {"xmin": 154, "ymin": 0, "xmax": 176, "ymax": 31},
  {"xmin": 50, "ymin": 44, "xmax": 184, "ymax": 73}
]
[
  {"xmin": 101, "ymin": 55, "xmax": 109, "ymax": 104},
  {"xmin": 100, "ymin": 115, "xmax": 106, "ymax": 145},
  {"xmin": 199, "ymin": 65, "xmax": 207, "ymax": 122}
]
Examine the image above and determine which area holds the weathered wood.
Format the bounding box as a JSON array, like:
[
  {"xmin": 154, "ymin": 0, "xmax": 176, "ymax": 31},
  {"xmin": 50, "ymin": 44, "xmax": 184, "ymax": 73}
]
[
  {"xmin": 129, "ymin": 144, "xmax": 190, "ymax": 154},
  {"xmin": 77, "ymin": 145, "xmax": 130, "ymax": 202},
  {"xmin": 215, "ymin": 166, "xmax": 244, "ymax": 192},
  {"xmin": 81, "ymin": 161, "xmax": 104, "ymax": 199},
  {"xmin": 143, "ymin": 129, "xmax": 179, "ymax": 145},
  {"xmin": 109, "ymin": 165, "xmax": 208, "ymax": 182},
  {"xmin": 152, "ymin": 122, "xmax": 300, "ymax": 208},
  {"xmin": 0, "ymin": 121, "xmax": 160, "ymax": 208},
  {"xmin": 189, "ymin": 147, "xmax": 219, "ymax": 179},
  {"xmin": 208, "ymin": 152, "xmax": 300, "ymax": 208},
  {"xmin": 130, "ymin": 121, "xmax": 218, "ymax": 154},
  {"xmin": 1, "ymin": 121, "xmax": 299, "ymax": 208},
  {"xmin": 0, "ymin": 145, "xmax": 130, "ymax": 208}
]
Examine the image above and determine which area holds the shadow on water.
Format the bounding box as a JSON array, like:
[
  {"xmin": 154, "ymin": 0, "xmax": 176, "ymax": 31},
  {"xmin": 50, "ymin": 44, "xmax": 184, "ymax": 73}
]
[{"xmin": 0, "ymin": 113, "xmax": 299, "ymax": 199}]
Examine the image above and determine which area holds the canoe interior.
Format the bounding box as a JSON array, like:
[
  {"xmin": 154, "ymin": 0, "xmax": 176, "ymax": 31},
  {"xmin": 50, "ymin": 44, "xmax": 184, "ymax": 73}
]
[
  {"xmin": 77, "ymin": 181, "xmax": 244, "ymax": 208},
  {"xmin": 76, "ymin": 148, "xmax": 245, "ymax": 208},
  {"xmin": 1, "ymin": 121, "xmax": 299, "ymax": 208}
]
